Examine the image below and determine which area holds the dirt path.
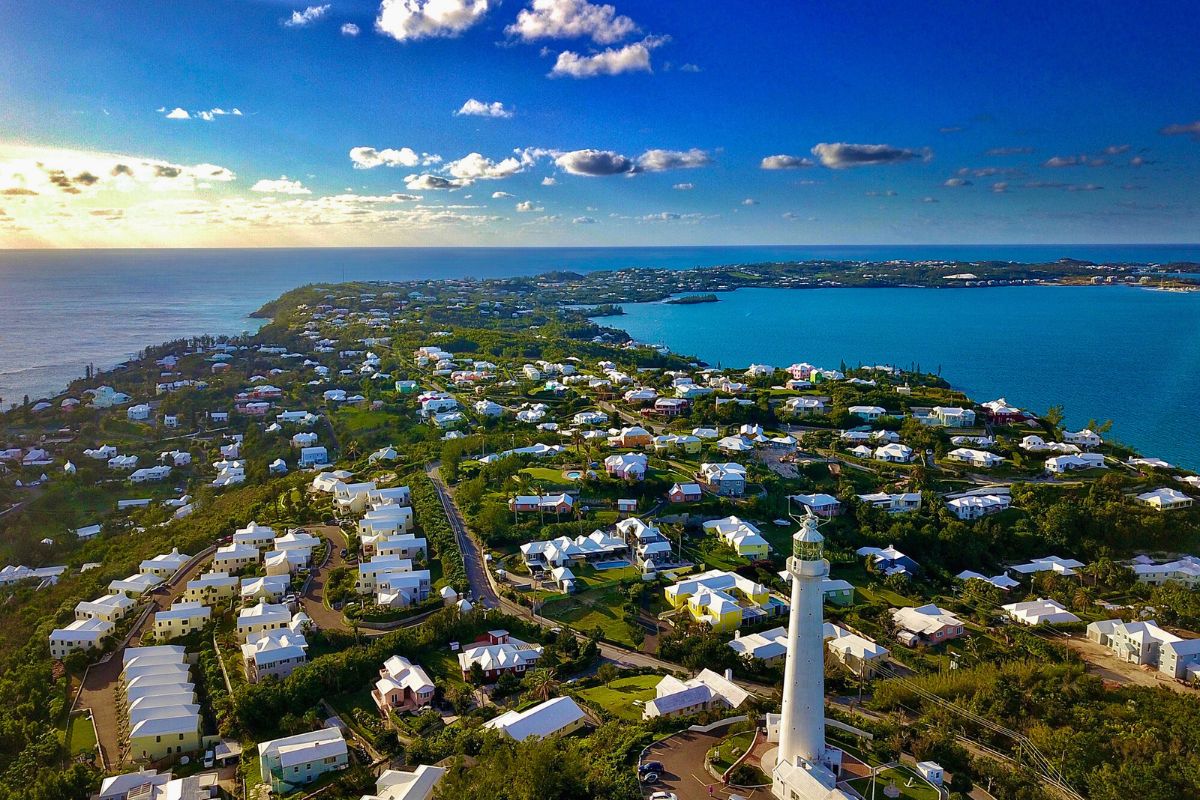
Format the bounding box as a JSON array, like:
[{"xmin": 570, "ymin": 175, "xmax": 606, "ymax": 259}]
[{"xmin": 1063, "ymin": 634, "xmax": 1197, "ymax": 694}]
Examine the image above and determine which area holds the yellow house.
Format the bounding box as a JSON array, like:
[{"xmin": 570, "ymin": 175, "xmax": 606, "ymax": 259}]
[
  {"xmin": 129, "ymin": 715, "xmax": 203, "ymax": 762},
  {"xmin": 618, "ymin": 426, "xmax": 653, "ymax": 448},
  {"xmin": 183, "ymin": 571, "xmax": 239, "ymax": 604},
  {"xmin": 153, "ymin": 602, "xmax": 211, "ymax": 642},
  {"xmin": 664, "ymin": 569, "xmax": 770, "ymax": 632}
]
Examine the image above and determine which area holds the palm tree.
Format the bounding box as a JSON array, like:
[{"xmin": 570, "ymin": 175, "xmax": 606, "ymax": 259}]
[{"xmin": 525, "ymin": 668, "xmax": 560, "ymax": 702}]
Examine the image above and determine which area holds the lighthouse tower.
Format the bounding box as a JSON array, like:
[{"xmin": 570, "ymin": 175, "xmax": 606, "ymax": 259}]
[{"xmin": 771, "ymin": 512, "xmax": 852, "ymax": 800}]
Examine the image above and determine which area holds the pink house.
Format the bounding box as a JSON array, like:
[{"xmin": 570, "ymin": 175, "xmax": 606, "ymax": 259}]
[{"xmin": 372, "ymin": 655, "xmax": 435, "ymax": 715}]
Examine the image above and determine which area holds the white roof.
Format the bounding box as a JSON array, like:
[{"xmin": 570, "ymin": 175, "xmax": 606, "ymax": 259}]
[
  {"xmin": 259, "ymin": 728, "xmax": 347, "ymax": 769},
  {"xmin": 483, "ymin": 696, "xmax": 586, "ymax": 742}
]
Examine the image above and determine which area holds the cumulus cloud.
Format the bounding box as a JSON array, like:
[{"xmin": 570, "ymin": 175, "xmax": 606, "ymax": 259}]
[
  {"xmin": 446, "ymin": 152, "xmax": 524, "ymax": 180},
  {"xmin": 349, "ymin": 146, "xmax": 441, "ymax": 169},
  {"xmin": 375, "ymin": 0, "xmax": 489, "ymax": 42},
  {"xmin": 515, "ymin": 200, "xmax": 542, "ymax": 212},
  {"xmin": 541, "ymin": 176, "xmax": 557, "ymax": 186},
  {"xmin": 991, "ymin": 182, "xmax": 1008, "ymax": 193},
  {"xmin": 284, "ymin": 4, "xmax": 331, "ymax": 27},
  {"xmin": 341, "ymin": 22, "xmax": 360, "ymax": 35},
  {"xmin": 550, "ymin": 36, "xmax": 666, "ymax": 78},
  {"xmin": 491, "ymin": 191, "xmax": 514, "ymax": 198},
  {"xmin": 572, "ymin": 215, "xmax": 597, "ymax": 224},
  {"xmin": 761, "ymin": 154, "xmax": 815, "ymax": 170},
  {"xmin": 943, "ymin": 177, "xmax": 972, "ymax": 187},
  {"xmin": 507, "ymin": 0, "xmax": 639, "ymax": 44},
  {"xmin": 404, "ymin": 174, "xmax": 467, "ymax": 190},
  {"xmin": 554, "ymin": 148, "xmax": 637, "ymax": 175},
  {"xmin": 741, "ymin": 198, "xmax": 758, "ymax": 206},
  {"xmin": 455, "ymin": 98, "xmax": 513, "ymax": 118},
  {"xmin": 0, "ymin": 144, "xmax": 236, "ymax": 201},
  {"xmin": 811, "ymin": 143, "xmax": 929, "ymax": 169},
  {"xmin": 1160, "ymin": 121, "xmax": 1200, "ymax": 138},
  {"xmin": 637, "ymin": 148, "xmax": 710, "ymax": 171},
  {"xmin": 251, "ymin": 176, "xmax": 312, "ymax": 195},
  {"xmin": 673, "ymin": 182, "xmax": 694, "ymax": 191},
  {"xmin": 162, "ymin": 107, "xmax": 243, "ymax": 122}
]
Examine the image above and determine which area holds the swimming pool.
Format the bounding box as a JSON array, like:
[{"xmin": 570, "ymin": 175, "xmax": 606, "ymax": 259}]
[
  {"xmin": 563, "ymin": 470, "xmax": 583, "ymax": 480},
  {"xmin": 594, "ymin": 559, "xmax": 631, "ymax": 570}
]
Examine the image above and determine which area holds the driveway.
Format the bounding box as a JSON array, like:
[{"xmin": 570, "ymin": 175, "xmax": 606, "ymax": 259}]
[
  {"xmin": 641, "ymin": 729, "xmax": 772, "ymax": 800},
  {"xmin": 426, "ymin": 463, "xmax": 499, "ymax": 608},
  {"xmin": 299, "ymin": 524, "xmax": 351, "ymax": 631},
  {"xmin": 75, "ymin": 549, "xmax": 214, "ymax": 768},
  {"xmin": 1063, "ymin": 633, "xmax": 1197, "ymax": 694}
]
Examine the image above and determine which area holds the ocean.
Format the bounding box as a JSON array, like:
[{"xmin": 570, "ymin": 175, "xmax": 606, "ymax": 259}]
[
  {"xmin": 611, "ymin": 284, "xmax": 1200, "ymax": 470},
  {"xmin": 2, "ymin": 244, "xmax": 1200, "ymax": 467}
]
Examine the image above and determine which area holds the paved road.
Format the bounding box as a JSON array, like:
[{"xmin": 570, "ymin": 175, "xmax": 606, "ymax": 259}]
[
  {"xmin": 299, "ymin": 524, "xmax": 351, "ymax": 631},
  {"xmin": 425, "ymin": 463, "xmax": 499, "ymax": 608},
  {"xmin": 76, "ymin": 550, "xmax": 215, "ymax": 769},
  {"xmin": 642, "ymin": 729, "xmax": 771, "ymax": 800}
]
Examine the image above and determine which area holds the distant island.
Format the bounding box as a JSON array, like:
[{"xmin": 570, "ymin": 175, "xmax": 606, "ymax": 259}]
[{"xmin": 665, "ymin": 293, "xmax": 719, "ymax": 305}]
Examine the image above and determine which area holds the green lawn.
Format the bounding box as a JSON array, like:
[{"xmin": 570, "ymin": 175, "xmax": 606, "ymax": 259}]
[
  {"xmin": 575, "ymin": 674, "xmax": 660, "ymax": 721},
  {"xmin": 65, "ymin": 712, "xmax": 97, "ymax": 756},
  {"xmin": 708, "ymin": 730, "xmax": 755, "ymax": 773},
  {"xmin": 519, "ymin": 466, "xmax": 575, "ymax": 486},
  {"xmin": 541, "ymin": 587, "xmax": 636, "ymax": 646},
  {"xmin": 848, "ymin": 766, "xmax": 940, "ymax": 800}
]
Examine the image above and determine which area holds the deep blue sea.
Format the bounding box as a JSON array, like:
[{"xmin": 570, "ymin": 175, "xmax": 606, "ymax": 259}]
[
  {"xmin": 612, "ymin": 284, "xmax": 1200, "ymax": 469},
  {"xmin": 2, "ymin": 244, "xmax": 1199, "ymax": 467}
]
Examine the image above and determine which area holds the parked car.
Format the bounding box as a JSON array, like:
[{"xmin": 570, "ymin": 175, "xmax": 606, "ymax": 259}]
[
  {"xmin": 649, "ymin": 793, "xmax": 677, "ymax": 800},
  {"xmin": 640, "ymin": 772, "xmax": 659, "ymax": 784},
  {"xmin": 638, "ymin": 761, "xmax": 663, "ymax": 775}
]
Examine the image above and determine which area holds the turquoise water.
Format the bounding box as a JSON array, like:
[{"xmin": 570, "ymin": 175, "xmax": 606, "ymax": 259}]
[
  {"xmin": 610, "ymin": 285, "xmax": 1200, "ymax": 469},
  {"xmin": 2, "ymin": 244, "xmax": 1199, "ymax": 422}
]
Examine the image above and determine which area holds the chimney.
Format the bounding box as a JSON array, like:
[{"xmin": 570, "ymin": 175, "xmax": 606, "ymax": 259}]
[
  {"xmin": 733, "ymin": 631, "xmax": 741, "ymax": 640},
  {"xmin": 724, "ymin": 668, "xmax": 733, "ymax": 682}
]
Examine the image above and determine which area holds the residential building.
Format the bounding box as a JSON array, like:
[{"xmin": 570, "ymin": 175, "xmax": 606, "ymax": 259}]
[
  {"xmin": 184, "ymin": 571, "xmax": 238, "ymax": 604},
  {"xmin": 258, "ymin": 729, "xmax": 348, "ymax": 794},
  {"xmin": 1002, "ymin": 598, "xmax": 1080, "ymax": 626},
  {"xmin": 704, "ymin": 516, "xmax": 770, "ymax": 558},
  {"xmin": 49, "ymin": 617, "xmax": 113, "ymax": 659},
  {"xmin": 153, "ymin": 602, "xmax": 211, "ymax": 641},
  {"xmin": 372, "ymin": 655, "xmax": 435, "ymax": 714},
  {"xmin": 1045, "ymin": 453, "xmax": 1106, "ymax": 473},
  {"xmin": 789, "ymin": 493, "xmax": 843, "ymax": 518},
  {"xmin": 857, "ymin": 545, "xmax": 920, "ymax": 577},
  {"xmin": 1136, "ymin": 487, "xmax": 1194, "ymax": 511},
  {"xmin": 946, "ymin": 448, "xmax": 1004, "ymax": 468},
  {"xmin": 484, "ymin": 696, "xmax": 588, "ymax": 741},
  {"xmin": 241, "ymin": 631, "xmax": 309, "ymax": 683},
  {"xmin": 668, "ymin": 482, "xmax": 703, "ymax": 503},
  {"xmin": 643, "ymin": 668, "xmax": 750, "ymax": 720},
  {"xmin": 664, "ymin": 569, "xmax": 773, "ymax": 632},
  {"xmin": 824, "ymin": 623, "xmax": 890, "ymax": 676},
  {"xmin": 140, "ymin": 548, "xmax": 191, "ymax": 579},
  {"xmin": 891, "ymin": 604, "xmax": 965, "ymax": 647},
  {"xmin": 857, "ymin": 492, "xmax": 922, "ymax": 513},
  {"xmin": 236, "ymin": 600, "xmax": 292, "ymax": 643},
  {"xmin": 1087, "ymin": 619, "xmax": 1200, "ymax": 681},
  {"xmin": 362, "ymin": 767, "xmax": 446, "ymax": 800},
  {"xmin": 74, "ymin": 593, "xmax": 136, "ymax": 623},
  {"xmin": 212, "ymin": 543, "xmax": 260, "ymax": 574},
  {"xmin": 457, "ymin": 630, "xmax": 543, "ymax": 681},
  {"xmin": 697, "ymin": 462, "xmax": 747, "ymax": 497},
  {"xmin": 1009, "ymin": 555, "xmax": 1085, "ymax": 577},
  {"xmin": 873, "ymin": 443, "xmax": 914, "ymax": 463},
  {"xmin": 946, "ymin": 493, "xmax": 1011, "ymax": 520}
]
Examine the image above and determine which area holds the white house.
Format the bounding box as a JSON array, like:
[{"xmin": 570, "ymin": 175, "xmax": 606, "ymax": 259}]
[
  {"xmin": 139, "ymin": 548, "xmax": 191, "ymax": 579},
  {"xmin": 1002, "ymin": 598, "xmax": 1080, "ymax": 626},
  {"xmin": 891, "ymin": 604, "xmax": 965, "ymax": 647},
  {"xmin": 49, "ymin": 618, "xmax": 113, "ymax": 659},
  {"xmin": 848, "ymin": 405, "xmax": 886, "ymax": 421},
  {"xmin": 127, "ymin": 404, "xmax": 151, "ymax": 422},
  {"xmin": 946, "ymin": 448, "xmax": 1004, "ymax": 468},
  {"xmin": 484, "ymin": 696, "xmax": 588, "ymax": 741},
  {"xmin": 1136, "ymin": 487, "xmax": 1194, "ymax": 511},
  {"xmin": 946, "ymin": 493, "xmax": 1011, "ymax": 520},
  {"xmin": 643, "ymin": 669, "xmax": 750, "ymax": 720},
  {"xmin": 1087, "ymin": 619, "xmax": 1200, "ymax": 681},
  {"xmin": 874, "ymin": 443, "xmax": 914, "ymax": 463},
  {"xmin": 1063, "ymin": 429, "xmax": 1103, "ymax": 448},
  {"xmin": 858, "ymin": 492, "xmax": 922, "ymax": 513},
  {"xmin": 153, "ymin": 602, "xmax": 212, "ymax": 641},
  {"xmin": 1045, "ymin": 453, "xmax": 1106, "ymax": 473}
]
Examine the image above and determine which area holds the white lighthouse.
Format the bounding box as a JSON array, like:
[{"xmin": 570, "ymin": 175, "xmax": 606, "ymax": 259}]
[{"xmin": 770, "ymin": 512, "xmax": 853, "ymax": 800}]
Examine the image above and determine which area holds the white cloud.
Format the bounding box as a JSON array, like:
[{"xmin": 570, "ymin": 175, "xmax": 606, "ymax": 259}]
[
  {"xmin": 637, "ymin": 148, "xmax": 710, "ymax": 171},
  {"xmin": 672, "ymin": 182, "xmax": 693, "ymax": 190},
  {"xmin": 284, "ymin": 4, "xmax": 331, "ymax": 27},
  {"xmin": 349, "ymin": 146, "xmax": 441, "ymax": 169},
  {"xmin": 507, "ymin": 0, "xmax": 638, "ymax": 45},
  {"xmin": 341, "ymin": 22, "xmax": 360, "ymax": 35},
  {"xmin": 455, "ymin": 98, "xmax": 513, "ymax": 118},
  {"xmin": 375, "ymin": 0, "xmax": 489, "ymax": 42},
  {"xmin": 943, "ymin": 177, "xmax": 972, "ymax": 187},
  {"xmin": 0, "ymin": 143, "xmax": 236, "ymax": 199},
  {"xmin": 446, "ymin": 152, "xmax": 524, "ymax": 180},
  {"xmin": 541, "ymin": 176, "xmax": 557, "ymax": 186},
  {"xmin": 811, "ymin": 142, "xmax": 930, "ymax": 168},
  {"xmin": 554, "ymin": 149, "xmax": 637, "ymax": 175},
  {"xmin": 549, "ymin": 36, "xmax": 666, "ymax": 78},
  {"xmin": 162, "ymin": 107, "xmax": 242, "ymax": 122},
  {"xmin": 572, "ymin": 215, "xmax": 597, "ymax": 223},
  {"xmin": 741, "ymin": 198, "xmax": 758, "ymax": 206},
  {"xmin": 491, "ymin": 191, "xmax": 514, "ymax": 198},
  {"xmin": 760, "ymin": 154, "xmax": 814, "ymax": 170},
  {"xmin": 680, "ymin": 63, "xmax": 700, "ymax": 72},
  {"xmin": 251, "ymin": 176, "xmax": 312, "ymax": 195},
  {"xmin": 404, "ymin": 173, "xmax": 467, "ymax": 190},
  {"xmin": 515, "ymin": 200, "xmax": 542, "ymax": 212}
]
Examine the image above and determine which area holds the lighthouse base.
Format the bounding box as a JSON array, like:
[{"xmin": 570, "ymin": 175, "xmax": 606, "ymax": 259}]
[{"xmin": 771, "ymin": 754, "xmax": 855, "ymax": 800}]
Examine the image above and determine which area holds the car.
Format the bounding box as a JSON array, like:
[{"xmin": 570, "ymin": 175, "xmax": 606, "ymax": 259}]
[
  {"xmin": 640, "ymin": 772, "xmax": 659, "ymax": 784},
  {"xmin": 649, "ymin": 793, "xmax": 677, "ymax": 800},
  {"xmin": 324, "ymin": 517, "xmax": 337, "ymax": 526},
  {"xmin": 203, "ymin": 750, "xmax": 214, "ymax": 768},
  {"xmin": 339, "ymin": 548, "xmax": 348, "ymax": 558},
  {"xmin": 638, "ymin": 761, "xmax": 663, "ymax": 775}
]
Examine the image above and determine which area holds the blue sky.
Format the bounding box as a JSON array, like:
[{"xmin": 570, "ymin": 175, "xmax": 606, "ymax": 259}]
[{"xmin": 0, "ymin": 0, "xmax": 1198, "ymax": 247}]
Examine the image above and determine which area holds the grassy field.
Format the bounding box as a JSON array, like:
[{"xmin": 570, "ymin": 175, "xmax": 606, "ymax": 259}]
[
  {"xmin": 847, "ymin": 766, "xmax": 940, "ymax": 800},
  {"xmin": 708, "ymin": 730, "xmax": 755, "ymax": 773},
  {"xmin": 541, "ymin": 586, "xmax": 636, "ymax": 646},
  {"xmin": 65, "ymin": 712, "xmax": 97, "ymax": 756},
  {"xmin": 576, "ymin": 674, "xmax": 660, "ymax": 721},
  {"xmin": 519, "ymin": 466, "xmax": 576, "ymax": 486}
]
